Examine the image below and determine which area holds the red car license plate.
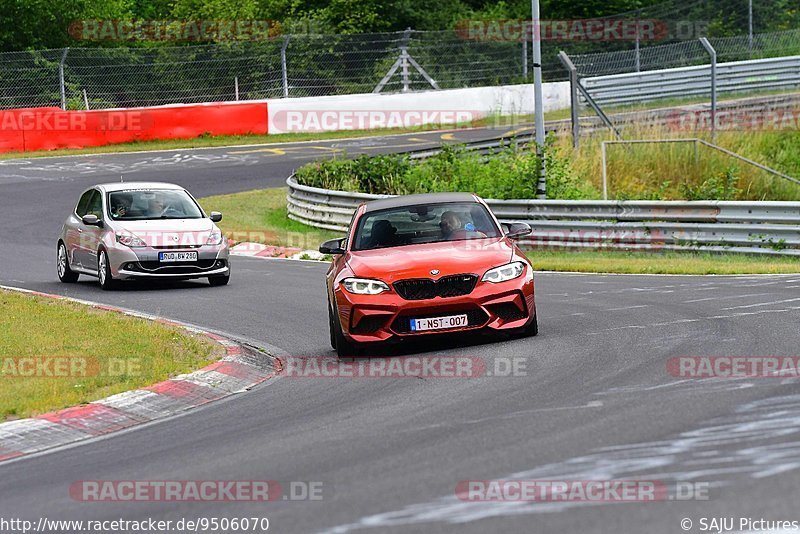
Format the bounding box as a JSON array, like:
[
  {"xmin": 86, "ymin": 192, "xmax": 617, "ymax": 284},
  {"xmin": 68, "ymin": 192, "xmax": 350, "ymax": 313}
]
[{"xmin": 410, "ymin": 314, "xmax": 468, "ymax": 332}]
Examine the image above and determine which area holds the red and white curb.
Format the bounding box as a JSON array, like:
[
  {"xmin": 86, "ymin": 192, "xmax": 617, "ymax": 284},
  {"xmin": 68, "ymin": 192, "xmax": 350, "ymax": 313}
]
[
  {"xmin": 230, "ymin": 242, "xmax": 330, "ymax": 261},
  {"xmin": 230, "ymin": 242, "xmax": 302, "ymax": 258},
  {"xmin": 0, "ymin": 286, "xmax": 280, "ymax": 463}
]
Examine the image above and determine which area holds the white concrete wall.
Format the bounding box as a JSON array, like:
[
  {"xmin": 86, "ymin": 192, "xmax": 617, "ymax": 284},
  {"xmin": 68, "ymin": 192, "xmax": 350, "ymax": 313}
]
[{"xmin": 266, "ymin": 82, "xmax": 570, "ymax": 134}]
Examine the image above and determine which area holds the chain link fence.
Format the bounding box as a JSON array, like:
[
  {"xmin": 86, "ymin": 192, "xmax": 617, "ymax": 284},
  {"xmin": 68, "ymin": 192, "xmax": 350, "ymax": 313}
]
[
  {"xmin": 0, "ymin": 32, "xmax": 546, "ymax": 110},
  {"xmin": 569, "ymin": 28, "xmax": 800, "ymax": 78},
  {"xmin": 0, "ymin": 0, "xmax": 798, "ymax": 111}
]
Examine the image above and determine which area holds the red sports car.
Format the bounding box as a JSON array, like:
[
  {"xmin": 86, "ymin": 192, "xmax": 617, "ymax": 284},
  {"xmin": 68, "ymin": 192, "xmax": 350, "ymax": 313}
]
[{"xmin": 320, "ymin": 192, "xmax": 538, "ymax": 357}]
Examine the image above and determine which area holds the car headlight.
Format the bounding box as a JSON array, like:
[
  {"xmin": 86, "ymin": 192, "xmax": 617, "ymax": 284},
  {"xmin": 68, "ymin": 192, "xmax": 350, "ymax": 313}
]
[
  {"xmin": 482, "ymin": 261, "xmax": 525, "ymax": 283},
  {"xmin": 342, "ymin": 278, "xmax": 390, "ymax": 295},
  {"xmin": 115, "ymin": 232, "xmax": 147, "ymax": 248},
  {"xmin": 206, "ymin": 231, "xmax": 224, "ymax": 246}
]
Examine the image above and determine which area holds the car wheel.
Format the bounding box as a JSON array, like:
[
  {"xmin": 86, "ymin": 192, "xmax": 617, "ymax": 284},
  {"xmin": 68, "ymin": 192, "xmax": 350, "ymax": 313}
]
[
  {"xmin": 516, "ymin": 313, "xmax": 538, "ymax": 337},
  {"xmin": 57, "ymin": 242, "xmax": 79, "ymax": 283},
  {"xmin": 98, "ymin": 250, "xmax": 118, "ymax": 290},
  {"xmin": 328, "ymin": 300, "xmax": 338, "ymax": 350},
  {"xmin": 208, "ymin": 273, "xmax": 230, "ymax": 286},
  {"xmin": 330, "ymin": 301, "xmax": 359, "ymax": 358}
]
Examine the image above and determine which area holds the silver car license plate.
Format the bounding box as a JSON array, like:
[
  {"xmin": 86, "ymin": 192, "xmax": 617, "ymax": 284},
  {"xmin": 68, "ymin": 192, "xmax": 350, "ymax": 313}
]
[
  {"xmin": 159, "ymin": 251, "xmax": 198, "ymax": 262},
  {"xmin": 410, "ymin": 314, "xmax": 468, "ymax": 332}
]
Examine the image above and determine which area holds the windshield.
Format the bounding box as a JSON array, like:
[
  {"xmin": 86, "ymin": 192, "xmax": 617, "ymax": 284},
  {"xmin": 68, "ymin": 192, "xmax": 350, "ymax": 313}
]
[
  {"xmin": 107, "ymin": 189, "xmax": 204, "ymax": 220},
  {"xmin": 352, "ymin": 202, "xmax": 501, "ymax": 251}
]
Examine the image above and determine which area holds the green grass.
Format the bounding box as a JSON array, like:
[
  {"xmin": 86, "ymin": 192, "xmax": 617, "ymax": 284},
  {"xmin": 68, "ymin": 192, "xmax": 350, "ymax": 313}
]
[
  {"xmin": 198, "ymin": 188, "xmax": 342, "ymax": 250},
  {"xmin": 0, "ymin": 290, "xmax": 221, "ymax": 420},
  {"xmin": 198, "ymin": 187, "xmax": 800, "ymax": 274},
  {"xmin": 527, "ymin": 250, "xmax": 800, "ymax": 275},
  {"xmin": 557, "ymin": 127, "xmax": 800, "ymax": 201}
]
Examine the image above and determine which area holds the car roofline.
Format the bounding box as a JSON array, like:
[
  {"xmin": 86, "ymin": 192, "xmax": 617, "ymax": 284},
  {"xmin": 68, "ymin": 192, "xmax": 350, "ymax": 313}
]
[{"xmin": 362, "ymin": 192, "xmax": 481, "ymax": 213}]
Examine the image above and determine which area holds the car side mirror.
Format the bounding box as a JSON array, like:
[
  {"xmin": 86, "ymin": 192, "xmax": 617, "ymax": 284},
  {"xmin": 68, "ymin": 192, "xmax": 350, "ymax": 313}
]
[
  {"xmin": 319, "ymin": 238, "xmax": 345, "ymax": 255},
  {"xmin": 209, "ymin": 211, "xmax": 223, "ymax": 223},
  {"xmin": 503, "ymin": 222, "xmax": 531, "ymax": 239},
  {"xmin": 82, "ymin": 214, "xmax": 103, "ymax": 227}
]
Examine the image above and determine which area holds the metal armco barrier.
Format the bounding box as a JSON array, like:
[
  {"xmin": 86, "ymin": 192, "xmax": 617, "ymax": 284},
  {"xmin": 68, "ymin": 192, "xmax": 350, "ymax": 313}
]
[
  {"xmin": 541, "ymin": 93, "xmax": 800, "ymax": 140},
  {"xmin": 287, "ymin": 177, "xmax": 800, "ymax": 256},
  {"xmin": 581, "ymin": 55, "xmax": 800, "ymax": 107}
]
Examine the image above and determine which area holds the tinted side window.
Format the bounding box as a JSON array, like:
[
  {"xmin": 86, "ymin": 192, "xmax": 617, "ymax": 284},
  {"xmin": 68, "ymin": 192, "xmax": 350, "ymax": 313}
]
[
  {"xmin": 85, "ymin": 191, "xmax": 103, "ymax": 219},
  {"xmin": 75, "ymin": 190, "xmax": 94, "ymax": 217}
]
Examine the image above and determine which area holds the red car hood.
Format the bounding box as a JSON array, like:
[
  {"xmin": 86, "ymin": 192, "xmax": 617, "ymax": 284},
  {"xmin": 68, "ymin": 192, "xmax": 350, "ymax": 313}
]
[{"xmin": 346, "ymin": 237, "xmax": 515, "ymax": 283}]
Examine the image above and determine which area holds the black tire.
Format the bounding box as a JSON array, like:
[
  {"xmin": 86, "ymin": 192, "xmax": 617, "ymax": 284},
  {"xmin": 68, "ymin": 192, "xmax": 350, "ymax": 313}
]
[
  {"xmin": 330, "ymin": 302, "xmax": 359, "ymax": 357},
  {"xmin": 57, "ymin": 242, "xmax": 79, "ymax": 283},
  {"xmin": 517, "ymin": 313, "xmax": 539, "ymax": 337},
  {"xmin": 97, "ymin": 249, "xmax": 118, "ymax": 290},
  {"xmin": 328, "ymin": 301, "xmax": 338, "ymax": 350},
  {"xmin": 208, "ymin": 274, "xmax": 230, "ymax": 286}
]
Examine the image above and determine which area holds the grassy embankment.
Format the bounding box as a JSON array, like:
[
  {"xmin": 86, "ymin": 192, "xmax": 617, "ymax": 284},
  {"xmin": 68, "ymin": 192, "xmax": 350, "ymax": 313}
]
[{"xmin": 0, "ymin": 290, "xmax": 220, "ymax": 420}]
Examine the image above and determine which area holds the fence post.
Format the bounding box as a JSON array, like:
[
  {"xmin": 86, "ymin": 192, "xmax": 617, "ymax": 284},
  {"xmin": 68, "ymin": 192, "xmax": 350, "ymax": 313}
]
[
  {"xmin": 557, "ymin": 51, "xmax": 580, "ymax": 149},
  {"xmin": 522, "ymin": 39, "xmax": 528, "ymax": 79},
  {"xmin": 235, "ymin": 77, "xmax": 239, "ymax": 101},
  {"xmin": 401, "ymin": 28, "xmax": 412, "ymax": 92},
  {"xmin": 699, "ymin": 37, "xmax": 717, "ymax": 142},
  {"xmin": 634, "ymin": 9, "xmax": 641, "ymax": 72},
  {"xmin": 748, "ymin": 0, "xmax": 754, "ymax": 54},
  {"xmin": 281, "ymin": 36, "xmax": 290, "ymax": 98},
  {"xmin": 59, "ymin": 47, "xmax": 69, "ymax": 110},
  {"xmin": 82, "ymin": 89, "xmax": 89, "ymax": 110}
]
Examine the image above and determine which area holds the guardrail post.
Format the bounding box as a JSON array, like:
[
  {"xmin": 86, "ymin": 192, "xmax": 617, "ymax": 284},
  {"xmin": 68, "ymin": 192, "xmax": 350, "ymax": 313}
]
[
  {"xmin": 558, "ymin": 51, "xmax": 580, "ymax": 149},
  {"xmin": 281, "ymin": 36, "xmax": 290, "ymax": 98},
  {"xmin": 699, "ymin": 37, "xmax": 717, "ymax": 142},
  {"xmin": 59, "ymin": 47, "xmax": 69, "ymax": 110}
]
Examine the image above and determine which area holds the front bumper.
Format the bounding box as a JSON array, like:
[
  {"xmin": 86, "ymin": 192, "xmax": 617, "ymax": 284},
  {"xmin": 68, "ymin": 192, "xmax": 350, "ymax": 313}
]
[
  {"xmin": 107, "ymin": 243, "xmax": 230, "ymax": 280},
  {"xmin": 335, "ymin": 271, "xmax": 535, "ymax": 344}
]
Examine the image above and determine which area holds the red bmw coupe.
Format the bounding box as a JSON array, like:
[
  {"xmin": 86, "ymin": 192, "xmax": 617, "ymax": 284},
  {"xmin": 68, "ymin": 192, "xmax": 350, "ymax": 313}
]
[{"xmin": 320, "ymin": 192, "xmax": 538, "ymax": 357}]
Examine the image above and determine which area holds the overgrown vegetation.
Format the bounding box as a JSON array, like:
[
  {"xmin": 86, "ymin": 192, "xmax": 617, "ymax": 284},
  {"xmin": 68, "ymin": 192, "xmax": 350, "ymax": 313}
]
[
  {"xmin": 555, "ymin": 126, "xmax": 800, "ymax": 201},
  {"xmin": 295, "ymin": 140, "xmax": 599, "ymax": 200},
  {"xmin": 296, "ymin": 127, "xmax": 800, "ymax": 201}
]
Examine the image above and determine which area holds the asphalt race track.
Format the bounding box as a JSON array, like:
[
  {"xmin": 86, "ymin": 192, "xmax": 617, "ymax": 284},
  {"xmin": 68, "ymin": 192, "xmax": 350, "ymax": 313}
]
[{"xmin": 2, "ymin": 127, "xmax": 800, "ymax": 533}]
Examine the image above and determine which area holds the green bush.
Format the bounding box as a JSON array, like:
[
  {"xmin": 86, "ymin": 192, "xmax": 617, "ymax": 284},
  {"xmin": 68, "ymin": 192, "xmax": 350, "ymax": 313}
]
[
  {"xmin": 295, "ymin": 138, "xmax": 600, "ymax": 200},
  {"xmin": 679, "ymin": 166, "xmax": 742, "ymax": 200}
]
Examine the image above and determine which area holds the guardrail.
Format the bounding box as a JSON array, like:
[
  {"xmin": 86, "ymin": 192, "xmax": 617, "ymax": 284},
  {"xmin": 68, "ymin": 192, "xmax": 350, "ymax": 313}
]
[
  {"xmin": 581, "ymin": 55, "xmax": 800, "ymax": 107},
  {"xmin": 547, "ymin": 93, "xmax": 800, "ymax": 137},
  {"xmin": 287, "ymin": 176, "xmax": 800, "ymax": 256}
]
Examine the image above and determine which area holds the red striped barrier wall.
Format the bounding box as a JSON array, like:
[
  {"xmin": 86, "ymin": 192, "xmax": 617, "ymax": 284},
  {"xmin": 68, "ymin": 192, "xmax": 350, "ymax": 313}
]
[{"xmin": 0, "ymin": 102, "xmax": 268, "ymax": 153}]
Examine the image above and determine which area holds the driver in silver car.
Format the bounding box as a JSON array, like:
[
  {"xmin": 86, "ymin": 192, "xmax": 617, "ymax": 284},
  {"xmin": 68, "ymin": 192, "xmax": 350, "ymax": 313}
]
[{"xmin": 110, "ymin": 194, "xmax": 131, "ymax": 219}]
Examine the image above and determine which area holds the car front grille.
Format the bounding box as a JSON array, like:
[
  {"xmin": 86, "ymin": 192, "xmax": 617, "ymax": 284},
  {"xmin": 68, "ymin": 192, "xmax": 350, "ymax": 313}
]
[
  {"xmin": 126, "ymin": 260, "xmax": 224, "ymax": 274},
  {"xmin": 393, "ymin": 274, "xmax": 478, "ymax": 300},
  {"xmin": 391, "ymin": 308, "xmax": 489, "ymax": 334}
]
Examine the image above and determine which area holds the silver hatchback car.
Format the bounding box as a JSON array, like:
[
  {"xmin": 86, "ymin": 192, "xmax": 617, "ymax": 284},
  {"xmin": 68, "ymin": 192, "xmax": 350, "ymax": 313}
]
[{"xmin": 57, "ymin": 182, "xmax": 231, "ymax": 290}]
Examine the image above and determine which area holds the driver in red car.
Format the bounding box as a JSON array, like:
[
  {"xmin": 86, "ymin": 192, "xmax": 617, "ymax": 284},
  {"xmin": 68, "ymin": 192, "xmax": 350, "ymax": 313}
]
[{"xmin": 440, "ymin": 210, "xmax": 486, "ymax": 240}]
